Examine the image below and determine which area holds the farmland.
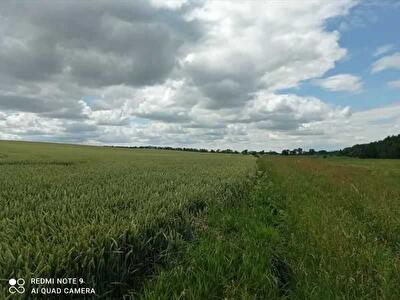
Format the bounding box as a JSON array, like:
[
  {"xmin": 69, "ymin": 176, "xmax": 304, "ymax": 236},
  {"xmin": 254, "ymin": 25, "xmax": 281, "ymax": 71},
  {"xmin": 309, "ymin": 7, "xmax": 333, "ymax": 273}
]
[
  {"xmin": 142, "ymin": 156, "xmax": 400, "ymax": 299},
  {"xmin": 0, "ymin": 141, "xmax": 255, "ymax": 298},
  {"xmin": 1, "ymin": 141, "xmax": 400, "ymax": 299}
]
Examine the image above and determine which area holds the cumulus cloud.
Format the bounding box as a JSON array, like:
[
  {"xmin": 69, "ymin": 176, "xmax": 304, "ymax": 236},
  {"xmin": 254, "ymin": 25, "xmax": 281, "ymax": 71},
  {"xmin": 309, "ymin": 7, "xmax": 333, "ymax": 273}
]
[
  {"xmin": 1, "ymin": 1, "xmax": 199, "ymax": 86},
  {"xmin": 326, "ymin": 104, "xmax": 400, "ymax": 147},
  {"xmin": 180, "ymin": 1, "xmax": 352, "ymax": 108},
  {"xmin": 218, "ymin": 103, "xmax": 400, "ymax": 152},
  {"xmin": 3, "ymin": 0, "xmax": 390, "ymax": 151},
  {"xmin": 371, "ymin": 52, "xmax": 400, "ymax": 73},
  {"xmin": 0, "ymin": 0, "xmax": 200, "ymax": 119},
  {"xmin": 313, "ymin": 74, "xmax": 363, "ymax": 93}
]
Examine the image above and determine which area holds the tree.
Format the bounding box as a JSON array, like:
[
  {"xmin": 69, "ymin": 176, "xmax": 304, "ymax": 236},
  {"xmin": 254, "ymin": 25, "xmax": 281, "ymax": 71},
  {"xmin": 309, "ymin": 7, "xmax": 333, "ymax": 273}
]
[
  {"xmin": 297, "ymin": 148, "xmax": 303, "ymax": 155},
  {"xmin": 340, "ymin": 134, "xmax": 400, "ymax": 159}
]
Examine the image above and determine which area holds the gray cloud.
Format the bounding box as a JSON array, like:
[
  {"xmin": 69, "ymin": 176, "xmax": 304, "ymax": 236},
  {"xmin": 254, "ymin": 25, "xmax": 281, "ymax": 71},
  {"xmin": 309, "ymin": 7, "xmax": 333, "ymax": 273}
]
[
  {"xmin": 0, "ymin": 0, "xmax": 200, "ymax": 87},
  {"xmin": 0, "ymin": 93, "xmax": 88, "ymax": 120},
  {"xmin": 0, "ymin": 95, "xmax": 57, "ymax": 113},
  {"xmin": 0, "ymin": 0, "xmax": 201, "ymax": 122},
  {"xmin": 2, "ymin": 0, "xmax": 393, "ymax": 151},
  {"xmin": 0, "ymin": 35, "xmax": 63, "ymax": 82}
]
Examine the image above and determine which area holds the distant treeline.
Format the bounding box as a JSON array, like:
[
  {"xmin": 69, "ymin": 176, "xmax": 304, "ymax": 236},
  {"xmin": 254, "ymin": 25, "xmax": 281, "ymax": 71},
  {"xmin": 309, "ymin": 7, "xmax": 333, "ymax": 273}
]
[
  {"xmin": 109, "ymin": 145, "xmax": 279, "ymax": 156},
  {"xmin": 338, "ymin": 134, "xmax": 400, "ymax": 159},
  {"xmin": 280, "ymin": 148, "xmax": 327, "ymax": 156},
  {"xmin": 109, "ymin": 134, "xmax": 400, "ymax": 159},
  {"xmin": 109, "ymin": 145, "xmax": 326, "ymax": 157},
  {"xmin": 281, "ymin": 134, "xmax": 400, "ymax": 158},
  {"xmin": 105, "ymin": 146, "xmax": 336, "ymax": 157}
]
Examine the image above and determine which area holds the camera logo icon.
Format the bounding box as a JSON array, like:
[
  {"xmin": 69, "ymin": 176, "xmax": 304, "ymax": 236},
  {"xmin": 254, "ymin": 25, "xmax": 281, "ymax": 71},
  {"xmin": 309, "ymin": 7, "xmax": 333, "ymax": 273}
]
[{"xmin": 9, "ymin": 278, "xmax": 25, "ymax": 294}]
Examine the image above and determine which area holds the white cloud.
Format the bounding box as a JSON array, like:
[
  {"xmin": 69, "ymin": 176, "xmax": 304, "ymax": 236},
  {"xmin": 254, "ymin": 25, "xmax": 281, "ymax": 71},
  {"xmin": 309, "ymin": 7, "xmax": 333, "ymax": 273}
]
[
  {"xmin": 149, "ymin": 0, "xmax": 188, "ymax": 10},
  {"xmin": 242, "ymin": 92, "xmax": 351, "ymax": 127},
  {"xmin": 313, "ymin": 74, "xmax": 363, "ymax": 93},
  {"xmin": 0, "ymin": 112, "xmax": 63, "ymax": 137},
  {"xmin": 373, "ymin": 44, "xmax": 395, "ymax": 57},
  {"xmin": 371, "ymin": 52, "xmax": 400, "ymax": 73},
  {"xmin": 1, "ymin": 101, "xmax": 398, "ymax": 151},
  {"xmin": 181, "ymin": 1, "xmax": 352, "ymax": 108},
  {"xmin": 216, "ymin": 103, "xmax": 400, "ymax": 151},
  {"xmin": 387, "ymin": 79, "xmax": 400, "ymax": 89},
  {"xmin": 328, "ymin": 104, "xmax": 400, "ymax": 146},
  {"xmin": 5, "ymin": 0, "xmax": 395, "ymax": 151}
]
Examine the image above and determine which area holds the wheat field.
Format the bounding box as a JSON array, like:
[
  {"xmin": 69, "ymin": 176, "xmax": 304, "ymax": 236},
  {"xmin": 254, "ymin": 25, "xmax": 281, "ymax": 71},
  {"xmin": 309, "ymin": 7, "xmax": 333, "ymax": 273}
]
[{"xmin": 1, "ymin": 141, "xmax": 399, "ymax": 299}]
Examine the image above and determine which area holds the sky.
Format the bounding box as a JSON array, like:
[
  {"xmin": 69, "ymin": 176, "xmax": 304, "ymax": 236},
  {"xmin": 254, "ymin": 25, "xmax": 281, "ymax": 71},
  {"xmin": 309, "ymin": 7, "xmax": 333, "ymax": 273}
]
[{"xmin": 0, "ymin": 0, "xmax": 399, "ymax": 151}]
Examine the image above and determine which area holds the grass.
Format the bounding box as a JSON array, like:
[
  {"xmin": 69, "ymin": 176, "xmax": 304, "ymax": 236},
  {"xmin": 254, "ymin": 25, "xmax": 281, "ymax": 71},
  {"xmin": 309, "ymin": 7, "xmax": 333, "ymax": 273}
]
[
  {"xmin": 140, "ymin": 160, "xmax": 287, "ymax": 299},
  {"xmin": 141, "ymin": 156, "xmax": 400, "ymax": 299},
  {"xmin": 265, "ymin": 156, "xmax": 400, "ymax": 299},
  {"xmin": 1, "ymin": 141, "xmax": 399, "ymax": 299}
]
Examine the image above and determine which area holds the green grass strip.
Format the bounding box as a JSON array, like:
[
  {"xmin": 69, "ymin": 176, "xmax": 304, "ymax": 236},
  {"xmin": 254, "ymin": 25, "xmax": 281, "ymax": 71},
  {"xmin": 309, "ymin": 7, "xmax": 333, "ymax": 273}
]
[{"xmin": 139, "ymin": 158, "xmax": 289, "ymax": 299}]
